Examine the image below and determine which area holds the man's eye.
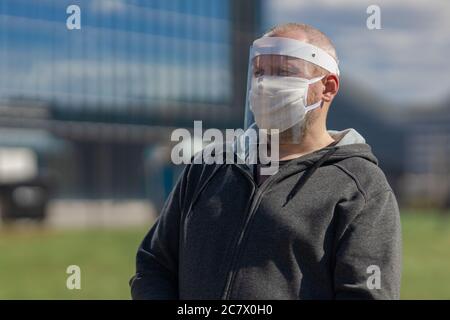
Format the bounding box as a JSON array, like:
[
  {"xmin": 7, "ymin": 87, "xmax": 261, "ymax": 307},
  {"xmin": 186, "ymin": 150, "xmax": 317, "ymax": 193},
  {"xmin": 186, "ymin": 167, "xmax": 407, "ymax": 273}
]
[
  {"xmin": 253, "ymin": 69, "xmax": 264, "ymax": 77},
  {"xmin": 278, "ymin": 69, "xmax": 291, "ymax": 76}
]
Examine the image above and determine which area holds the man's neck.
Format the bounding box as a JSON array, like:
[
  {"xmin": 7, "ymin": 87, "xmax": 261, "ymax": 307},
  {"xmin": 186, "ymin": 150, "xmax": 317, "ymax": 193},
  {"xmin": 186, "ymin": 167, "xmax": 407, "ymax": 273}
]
[{"xmin": 278, "ymin": 129, "xmax": 335, "ymax": 161}]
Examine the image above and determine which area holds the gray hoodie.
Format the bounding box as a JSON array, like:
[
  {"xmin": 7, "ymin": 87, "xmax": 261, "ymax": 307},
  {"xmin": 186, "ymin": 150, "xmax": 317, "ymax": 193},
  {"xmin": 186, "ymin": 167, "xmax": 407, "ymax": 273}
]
[{"xmin": 130, "ymin": 128, "xmax": 402, "ymax": 300}]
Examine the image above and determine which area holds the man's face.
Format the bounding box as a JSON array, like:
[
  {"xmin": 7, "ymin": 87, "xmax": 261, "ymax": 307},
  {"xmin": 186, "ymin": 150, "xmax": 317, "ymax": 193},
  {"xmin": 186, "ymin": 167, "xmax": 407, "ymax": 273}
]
[
  {"xmin": 252, "ymin": 54, "xmax": 326, "ymax": 106},
  {"xmin": 250, "ymin": 54, "xmax": 328, "ymax": 143}
]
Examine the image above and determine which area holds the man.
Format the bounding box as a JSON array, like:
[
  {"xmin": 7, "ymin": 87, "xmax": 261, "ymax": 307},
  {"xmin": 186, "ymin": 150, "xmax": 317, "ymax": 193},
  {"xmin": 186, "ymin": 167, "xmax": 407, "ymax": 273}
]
[{"xmin": 130, "ymin": 23, "xmax": 402, "ymax": 300}]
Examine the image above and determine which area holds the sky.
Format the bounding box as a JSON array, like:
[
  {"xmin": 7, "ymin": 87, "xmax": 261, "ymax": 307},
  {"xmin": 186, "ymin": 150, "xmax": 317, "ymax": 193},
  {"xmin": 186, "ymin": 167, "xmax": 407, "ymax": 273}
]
[{"xmin": 262, "ymin": 0, "xmax": 450, "ymax": 106}]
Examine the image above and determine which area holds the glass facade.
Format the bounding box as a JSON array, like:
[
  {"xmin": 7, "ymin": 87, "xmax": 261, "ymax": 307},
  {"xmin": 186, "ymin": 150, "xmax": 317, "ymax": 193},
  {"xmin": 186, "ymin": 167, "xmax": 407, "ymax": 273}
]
[
  {"xmin": 0, "ymin": 0, "xmax": 232, "ymax": 123},
  {"xmin": 0, "ymin": 0, "xmax": 259, "ymax": 201}
]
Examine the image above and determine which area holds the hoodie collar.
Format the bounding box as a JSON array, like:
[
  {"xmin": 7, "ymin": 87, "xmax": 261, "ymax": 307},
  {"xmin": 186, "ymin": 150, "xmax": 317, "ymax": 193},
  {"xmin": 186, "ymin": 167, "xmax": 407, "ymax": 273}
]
[
  {"xmin": 206, "ymin": 127, "xmax": 377, "ymax": 173},
  {"xmin": 329, "ymin": 128, "xmax": 366, "ymax": 146}
]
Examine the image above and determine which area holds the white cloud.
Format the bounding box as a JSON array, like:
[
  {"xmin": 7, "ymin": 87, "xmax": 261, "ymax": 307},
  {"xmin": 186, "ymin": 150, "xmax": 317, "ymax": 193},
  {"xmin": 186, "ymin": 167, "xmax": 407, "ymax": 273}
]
[{"xmin": 91, "ymin": 0, "xmax": 127, "ymax": 14}]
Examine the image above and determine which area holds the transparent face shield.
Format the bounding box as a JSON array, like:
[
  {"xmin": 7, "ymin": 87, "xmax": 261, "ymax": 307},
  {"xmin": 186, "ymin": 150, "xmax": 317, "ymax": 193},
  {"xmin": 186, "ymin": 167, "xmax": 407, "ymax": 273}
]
[{"xmin": 243, "ymin": 36, "xmax": 340, "ymax": 145}]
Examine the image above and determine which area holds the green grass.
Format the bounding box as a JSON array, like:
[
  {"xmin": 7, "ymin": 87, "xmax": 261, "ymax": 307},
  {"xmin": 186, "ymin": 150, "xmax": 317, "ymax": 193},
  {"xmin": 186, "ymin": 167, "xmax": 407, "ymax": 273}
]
[
  {"xmin": 0, "ymin": 211, "xmax": 449, "ymax": 299},
  {"xmin": 0, "ymin": 226, "xmax": 149, "ymax": 299},
  {"xmin": 400, "ymin": 211, "xmax": 450, "ymax": 299}
]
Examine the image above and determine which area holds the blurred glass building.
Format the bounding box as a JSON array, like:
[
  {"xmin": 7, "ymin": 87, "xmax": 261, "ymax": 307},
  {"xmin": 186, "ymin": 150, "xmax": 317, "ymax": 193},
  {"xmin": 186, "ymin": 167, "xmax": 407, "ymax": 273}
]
[{"xmin": 0, "ymin": 0, "xmax": 259, "ymax": 219}]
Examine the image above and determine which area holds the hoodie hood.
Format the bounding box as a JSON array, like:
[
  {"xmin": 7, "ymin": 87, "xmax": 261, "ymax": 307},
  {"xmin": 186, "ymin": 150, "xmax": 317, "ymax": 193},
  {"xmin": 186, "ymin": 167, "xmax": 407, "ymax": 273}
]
[
  {"xmin": 194, "ymin": 128, "xmax": 378, "ymax": 178},
  {"xmin": 302, "ymin": 128, "xmax": 378, "ymax": 166},
  {"xmin": 265, "ymin": 128, "xmax": 378, "ymax": 207},
  {"xmin": 330, "ymin": 128, "xmax": 366, "ymax": 146},
  {"xmin": 226, "ymin": 127, "xmax": 378, "ymax": 170}
]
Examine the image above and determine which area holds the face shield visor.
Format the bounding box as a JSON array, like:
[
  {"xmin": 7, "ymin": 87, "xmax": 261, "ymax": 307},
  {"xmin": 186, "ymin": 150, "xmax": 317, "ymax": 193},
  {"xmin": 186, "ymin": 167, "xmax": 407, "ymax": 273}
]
[{"xmin": 243, "ymin": 36, "xmax": 340, "ymax": 144}]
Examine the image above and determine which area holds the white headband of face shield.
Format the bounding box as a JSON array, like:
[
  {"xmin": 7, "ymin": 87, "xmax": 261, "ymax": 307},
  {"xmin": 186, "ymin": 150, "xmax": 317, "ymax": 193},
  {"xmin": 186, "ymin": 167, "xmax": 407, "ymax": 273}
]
[{"xmin": 251, "ymin": 36, "xmax": 340, "ymax": 76}]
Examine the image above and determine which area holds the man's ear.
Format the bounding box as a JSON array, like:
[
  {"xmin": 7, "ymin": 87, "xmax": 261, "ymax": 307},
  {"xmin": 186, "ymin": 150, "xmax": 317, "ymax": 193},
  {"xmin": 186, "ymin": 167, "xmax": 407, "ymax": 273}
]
[{"xmin": 322, "ymin": 74, "xmax": 339, "ymax": 102}]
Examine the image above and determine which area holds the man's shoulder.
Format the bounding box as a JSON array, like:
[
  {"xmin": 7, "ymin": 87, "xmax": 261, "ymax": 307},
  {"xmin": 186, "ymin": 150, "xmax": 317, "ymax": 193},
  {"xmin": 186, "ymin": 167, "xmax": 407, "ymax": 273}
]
[
  {"xmin": 333, "ymin": 156, "xmax": 392, "ymax": 200},
  {"xmin": 183, "ymin": 142, "xmax": 234, "ymax": 187}
]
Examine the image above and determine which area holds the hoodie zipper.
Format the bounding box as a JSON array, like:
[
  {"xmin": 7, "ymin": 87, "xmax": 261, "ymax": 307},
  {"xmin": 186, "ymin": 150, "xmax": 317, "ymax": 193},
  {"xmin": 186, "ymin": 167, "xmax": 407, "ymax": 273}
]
[
  {"xmin": 221, "ymin": 164, "xmax": 281, "ymax": 299},
  {"xmin": 221, "ymin": 148, "xmax": 338, "ymax": 299}
]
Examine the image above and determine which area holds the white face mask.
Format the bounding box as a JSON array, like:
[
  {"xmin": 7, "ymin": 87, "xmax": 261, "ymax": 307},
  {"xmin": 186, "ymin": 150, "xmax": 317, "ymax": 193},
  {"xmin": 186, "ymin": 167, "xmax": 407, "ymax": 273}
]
[{"xmin": 249, "ymin": 75, "xmax": 324, "ymax": 133}]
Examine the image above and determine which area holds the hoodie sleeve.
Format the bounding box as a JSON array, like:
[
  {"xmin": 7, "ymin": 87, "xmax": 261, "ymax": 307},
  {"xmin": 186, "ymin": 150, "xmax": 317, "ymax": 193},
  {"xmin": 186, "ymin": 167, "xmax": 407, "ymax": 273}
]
[
  {"xmin": 334, "ymin": 190, "xmax": 402, "ymax": 300},
  {"xmin": 130, "ymin": 166, "xmax": 189, "ymax": 300}
]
